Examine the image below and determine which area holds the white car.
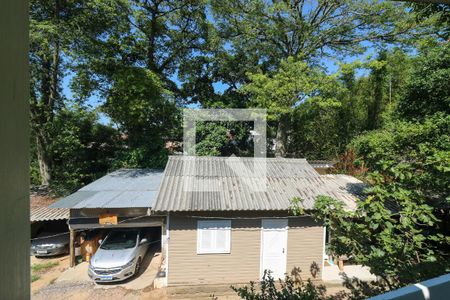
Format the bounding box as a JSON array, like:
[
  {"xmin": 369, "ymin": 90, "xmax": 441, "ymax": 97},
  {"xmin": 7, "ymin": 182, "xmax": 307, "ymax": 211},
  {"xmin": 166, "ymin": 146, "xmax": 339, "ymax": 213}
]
[{"xmin": 88, "ymin": 229, "xmax": 149, "ymax": 282}]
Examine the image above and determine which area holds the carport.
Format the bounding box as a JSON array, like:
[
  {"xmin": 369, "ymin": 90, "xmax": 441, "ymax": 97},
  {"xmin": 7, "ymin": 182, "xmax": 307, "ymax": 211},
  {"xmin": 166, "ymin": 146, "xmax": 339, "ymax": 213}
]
[
  {"xmin": 31, "ymin": 205, "xmax": 70, "ymax": 238},
  {"xmin": 50, "ymin": 168, "xmax": 165, "ymax": 267}
]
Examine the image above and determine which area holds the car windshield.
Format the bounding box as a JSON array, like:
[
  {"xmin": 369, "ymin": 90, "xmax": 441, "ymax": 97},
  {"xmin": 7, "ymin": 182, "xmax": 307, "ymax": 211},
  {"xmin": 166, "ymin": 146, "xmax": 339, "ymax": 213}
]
[{"xmin": 100, "ymin": 231, "xmax": 138, "ymax": 250}]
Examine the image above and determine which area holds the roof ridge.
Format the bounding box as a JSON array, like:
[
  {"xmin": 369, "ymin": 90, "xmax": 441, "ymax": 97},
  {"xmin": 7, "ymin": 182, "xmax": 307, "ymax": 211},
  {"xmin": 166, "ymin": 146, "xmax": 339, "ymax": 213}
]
[{"xmin": 168, "ymin": 155, "xmax": 308, "ymax": 162}]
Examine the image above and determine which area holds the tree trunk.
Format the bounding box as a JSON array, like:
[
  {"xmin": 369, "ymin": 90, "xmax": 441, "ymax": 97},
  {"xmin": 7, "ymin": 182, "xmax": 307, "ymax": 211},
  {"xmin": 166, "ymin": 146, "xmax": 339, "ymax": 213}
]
[
  {"xmin": 275, "ymin": 114, "xmax": 289, "ymax": 157},
  {"xmin": 146, "ymin": 5, "xmax": 158, "ymax": 72},
  {"xmin": 32, "ymin": 0, "xmax": 60, "ymax": 186},
  {"xmin": 36, "ymin": 135, "xmax": 51, "ymax": 185}
]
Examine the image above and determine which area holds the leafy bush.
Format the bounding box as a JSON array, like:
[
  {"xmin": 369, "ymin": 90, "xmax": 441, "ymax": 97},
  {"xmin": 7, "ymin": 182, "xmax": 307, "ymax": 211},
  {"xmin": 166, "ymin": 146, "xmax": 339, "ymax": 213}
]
[
  {"xmin": 310, "ymin": 114, "xmax": 450, "ymax": 290},
  {"xmin": 231, "ymin": 269, "xmax": 332, "ymax": 300}
]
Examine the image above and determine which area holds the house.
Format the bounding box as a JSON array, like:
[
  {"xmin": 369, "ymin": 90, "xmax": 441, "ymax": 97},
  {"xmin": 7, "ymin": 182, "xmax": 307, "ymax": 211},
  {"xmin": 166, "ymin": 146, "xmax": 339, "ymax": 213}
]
[{"xmin": 153, "ymin": 156, "xmax": 362, "ymax": 286}]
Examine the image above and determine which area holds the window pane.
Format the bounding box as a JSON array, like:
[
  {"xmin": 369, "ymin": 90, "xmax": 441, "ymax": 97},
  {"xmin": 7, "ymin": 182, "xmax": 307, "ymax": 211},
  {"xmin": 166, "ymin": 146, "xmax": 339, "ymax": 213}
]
[
  {"xmin": 215, "ymin": 229, "xmax": 227, "ymax": 250},
  {"xmin": 201, "ymin": 229, "xmax": 214, "ymax": 250}
]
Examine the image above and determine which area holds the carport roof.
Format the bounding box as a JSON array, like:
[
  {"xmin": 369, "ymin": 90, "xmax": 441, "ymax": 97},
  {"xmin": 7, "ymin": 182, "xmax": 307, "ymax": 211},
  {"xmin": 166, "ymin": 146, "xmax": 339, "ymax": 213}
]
[
  {"xmin": 31, "ymin": 206, "xmax": 69, "ymax": 222},
  {"xmin": 50, "ymin": 169, "xmax": 164, "ymax": 209}
]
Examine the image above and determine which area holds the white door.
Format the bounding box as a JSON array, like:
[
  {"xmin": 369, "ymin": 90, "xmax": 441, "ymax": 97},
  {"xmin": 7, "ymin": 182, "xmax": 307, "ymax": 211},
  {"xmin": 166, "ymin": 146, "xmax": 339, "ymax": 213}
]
[{"xmin": 261, "ymin": 219, "xmax": 288, "ymax": 279}]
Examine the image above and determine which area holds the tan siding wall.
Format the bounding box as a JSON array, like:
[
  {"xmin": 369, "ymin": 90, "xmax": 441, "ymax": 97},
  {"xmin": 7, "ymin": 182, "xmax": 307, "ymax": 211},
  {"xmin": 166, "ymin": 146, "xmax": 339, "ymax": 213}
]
[
  {"xmin": 287, "ymin": 218, "xmax": 324, "ymax": 279},
  {"xmin": 167, "ymin": 213, "xmax": 323, "ymax": 286}
]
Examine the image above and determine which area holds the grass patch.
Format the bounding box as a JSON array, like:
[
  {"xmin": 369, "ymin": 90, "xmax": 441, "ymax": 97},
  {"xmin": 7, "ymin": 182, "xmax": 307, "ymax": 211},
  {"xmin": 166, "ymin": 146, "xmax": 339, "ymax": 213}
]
[
  {"xmin": 31, "ymin": 261, "xmax": 59, "ymax": 273},
  {"xmin": 31, "ymin": 274, "xmax": 40, "ymax": 282}
]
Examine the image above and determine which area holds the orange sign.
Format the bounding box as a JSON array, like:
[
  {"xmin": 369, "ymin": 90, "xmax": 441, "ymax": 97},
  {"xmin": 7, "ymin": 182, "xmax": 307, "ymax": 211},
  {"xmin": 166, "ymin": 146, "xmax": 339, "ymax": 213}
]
[{"xmin": 99, "ymin": 213, "xmax": 118, "ymax": 225}]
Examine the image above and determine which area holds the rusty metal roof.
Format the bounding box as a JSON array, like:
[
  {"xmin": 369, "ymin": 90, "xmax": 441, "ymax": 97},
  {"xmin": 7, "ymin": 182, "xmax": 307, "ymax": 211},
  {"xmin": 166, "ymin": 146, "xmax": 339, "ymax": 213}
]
[
  {"xmin": 153, "ymin": 156, "xmax": 362, "ymax": 212},
  {"xmin": 30, "ymin": 206, "xmax": 69, "ymax": 222}
]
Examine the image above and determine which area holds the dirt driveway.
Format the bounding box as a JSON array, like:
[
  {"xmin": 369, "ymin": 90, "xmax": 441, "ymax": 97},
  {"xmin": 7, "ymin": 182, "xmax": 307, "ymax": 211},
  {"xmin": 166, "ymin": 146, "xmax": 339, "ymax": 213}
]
[
  {"xmin": 31, "ymin": 252, "xmax": 347, "ymax": 299},
  {"xmin": 32, "ymin": 247, "xmax": 168, "ymax": 300},
  {"xmin": 31, "ymin": 254, "xmax": 70, "ymax": 294}
]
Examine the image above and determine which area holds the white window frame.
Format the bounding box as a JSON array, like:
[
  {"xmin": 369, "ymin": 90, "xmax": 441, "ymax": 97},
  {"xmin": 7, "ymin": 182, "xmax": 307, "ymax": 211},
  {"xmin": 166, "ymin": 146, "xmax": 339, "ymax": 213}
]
[{"xmin": 197, "ymin": 220, "xmax": 231, "ymax": 254}]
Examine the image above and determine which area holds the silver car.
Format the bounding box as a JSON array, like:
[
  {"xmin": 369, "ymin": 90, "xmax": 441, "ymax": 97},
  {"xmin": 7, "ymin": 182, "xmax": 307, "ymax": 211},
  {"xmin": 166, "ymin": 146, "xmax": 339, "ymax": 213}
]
[
  {"xmin": 31, "ymin": 232, "xmax": 69, "ymax": 257},
  {"xmin": 88, "ymin": 229, "xmax": 149, "ymax": 282}
]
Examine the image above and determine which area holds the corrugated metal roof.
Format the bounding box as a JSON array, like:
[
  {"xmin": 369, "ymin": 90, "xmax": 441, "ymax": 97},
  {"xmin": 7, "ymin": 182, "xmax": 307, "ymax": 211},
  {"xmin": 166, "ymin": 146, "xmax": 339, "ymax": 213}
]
[
  {"xmin": 307, "ymin": 160, "xmax": 335, "ymax": 168},
  {"xmin": 50, "ymin": 169, "xmax": 164, "ymax": 209},
  {"xmin": 153, "ymin": 156, "xmax": 362, "ymax": 212},
  {"xmin": 163, "ymin": 156, "xmax": 320, "ymax": 178},
  {"xmin": 30, "ymin": 206, "xmax": 69, "ymax": 222}
]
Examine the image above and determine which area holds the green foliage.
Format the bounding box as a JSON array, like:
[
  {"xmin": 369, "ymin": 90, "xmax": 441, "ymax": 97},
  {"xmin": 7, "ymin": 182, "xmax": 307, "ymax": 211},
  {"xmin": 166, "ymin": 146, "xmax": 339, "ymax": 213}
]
[
  {"xmin": 232, "ymin": 269, "xmax": 329, "ymax": 300},
  {"xmin": 351, "ymin": 114, "xmax": 450, "ymax": 209},
  {"xmin": 242, "ymin": 58, "xmax": 344, "ymax": 120},
  {"xmin": 195, "ymin": 122, "xmax": 253, "ymax": 157},
  {"xmin": 242, "ymin": 57, "xmax": 345, "ymax": 157},
  {"xmin": 397, "ymin": 44, "xmax": 450, "ymax": 120},
  {"xmin": 289, "ymin": 197, "xmax": 305, "ymax": 216},
  {"xmin": 104, "ymin": 67, "xmax": 178, "ymax": 145},
  {"xmin": 309, "ymin": 114, "xmax": 450, "ymax": 289},
  {"xmin": 113, "ymin": 145, "xmax": 169, "ymax": 170},
  {"xmin": 306, "ymin": 39, "xmax": 450, "ymax": 293},
  {"xmin": 196, "ymin": 122, "xmax": 229, "ymax": 156},
  {"xmin": 211, "ymin": 0, "xmax": 423, "ymax": 71},
  {"xmin": 103, "ymin": 66, "xmax": 179, "ymax": 169},
  {"xmin": 411, "ymin": 3, "xmax": 450, "ymax": 41},
  {"xmin": 47, "ymin": 107, "xmax": 121, "ymax": 194},
  {"xmin": 72, "ymin": 0, "xmax": 209, "ymax": 101}
]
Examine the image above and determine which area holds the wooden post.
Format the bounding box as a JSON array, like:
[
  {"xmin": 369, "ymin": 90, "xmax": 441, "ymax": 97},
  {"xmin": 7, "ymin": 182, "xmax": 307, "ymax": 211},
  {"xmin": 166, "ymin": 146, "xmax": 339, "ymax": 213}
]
[
  {"xmin": 338, "ymin": 259, "xmax": 344, "ymax": 272},
  {"xmin": 69, "ymin": 229, "xmax": 75, "ymax": 267}
]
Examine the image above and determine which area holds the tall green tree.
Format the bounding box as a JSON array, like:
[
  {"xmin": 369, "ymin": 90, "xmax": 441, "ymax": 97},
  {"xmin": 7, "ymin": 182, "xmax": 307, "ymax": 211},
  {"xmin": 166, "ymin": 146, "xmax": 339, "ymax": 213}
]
[
  {"xmin": 30, "ymin": 0, "xmax": 120, "ymax": 185},
  {"xmin": 241, "ymin": 57, "xmax": 345, "ymax": 157},
  {"xmin": 104, "ymin": 67, "xmax": 179, "ymax": 168},
  {"xmin": 311, "ymin": 114, "xmax": 450, "ymax": 290},
  {"xmin": 30, "ymin": 0, "xmax": 69, "ymax": 184},
  {"xmin": 50, "ymin": 107, "xmax": 121, "ymax": 194},
  {"xmin": 308, "ymin": 41, "xmax": 450, "ymax": 293},
  {"xmin": 397, "ymin": 43, "xmax": 450, "ymax": 120},
  {"xmin": 209, "ymin": 0, "xmax": 432, "ymax": 156},
  {"xmin": 73, "ymin": 0, "xmax": 210, "ymax": 100}
]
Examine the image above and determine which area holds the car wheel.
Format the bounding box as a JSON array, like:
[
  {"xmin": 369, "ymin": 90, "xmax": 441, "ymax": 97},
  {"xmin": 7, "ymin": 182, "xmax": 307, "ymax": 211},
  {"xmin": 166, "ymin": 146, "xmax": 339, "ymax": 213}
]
[{"xmin": 135, "ymin": 257, "xmax": 142, "ymax": 276}]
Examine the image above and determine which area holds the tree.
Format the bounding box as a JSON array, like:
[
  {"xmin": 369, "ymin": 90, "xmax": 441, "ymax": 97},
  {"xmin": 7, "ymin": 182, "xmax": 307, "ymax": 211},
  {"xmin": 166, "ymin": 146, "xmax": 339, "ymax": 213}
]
[
  {"xmin": 397, "ymin": 43, "xmax": 450, "ymax": 120},
  {"xmin": 307, "ymin": 40, "xmax": 450, "ymax": 291},
  {"xmin": 209, "ymin": 0, "xmax": 434, "ymax": 86},
  {"xmin": 29, "ymin": 0, "xmax": 120, "ymax": 185},
  {"xmin": 30, "ymin": 0, "xmax": 68, "ymax": 184},
  {"xmin": 311, "ymin": 113, "xmax": 450, "ymax": 289},
  {"xmin": 195, "ymin": 121, "xmax": 253, "ymax": 157},
  {"xmin": 209, "ymin": 0, "xmax": 432, "ymax": 156},
  {"xmin": 367, "ymin": 51, "xmax": 387, "ymax": 130},
  {"xmin": 72, "ymin": 0, "xmax": 210, "ymax": 100},
  {"xmin": 30, "ymin": 106, "xmax": 121, "ymax": 194},
  {"xmin": 211, "ymin": 0, "xmax": 424, "ymax": 71},
  {"xmin": 411, "ymin": 2, "xmax": 450, "ymax": 41},
  {"xmin": 103, "ymin": 66, "xmax": 179, "ymax": 168},
  {"xmin": 241, "ymin": 57, "xmax": 345, "ymax": 157}
]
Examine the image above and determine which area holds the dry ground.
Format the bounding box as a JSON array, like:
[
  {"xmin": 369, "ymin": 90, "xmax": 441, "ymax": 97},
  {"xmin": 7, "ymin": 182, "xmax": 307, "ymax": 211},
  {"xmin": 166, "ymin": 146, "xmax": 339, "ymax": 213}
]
[
  {"xmin": 31, "ymin": 253, "xmax": 348, "ymax": 299},
  {"xmin": 31, "ymin": 254, "xmax": 70, "ymax": 295},
  {"xmin": 32, "ymin": 279, "xmax": 347, "ymax": 300}
]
